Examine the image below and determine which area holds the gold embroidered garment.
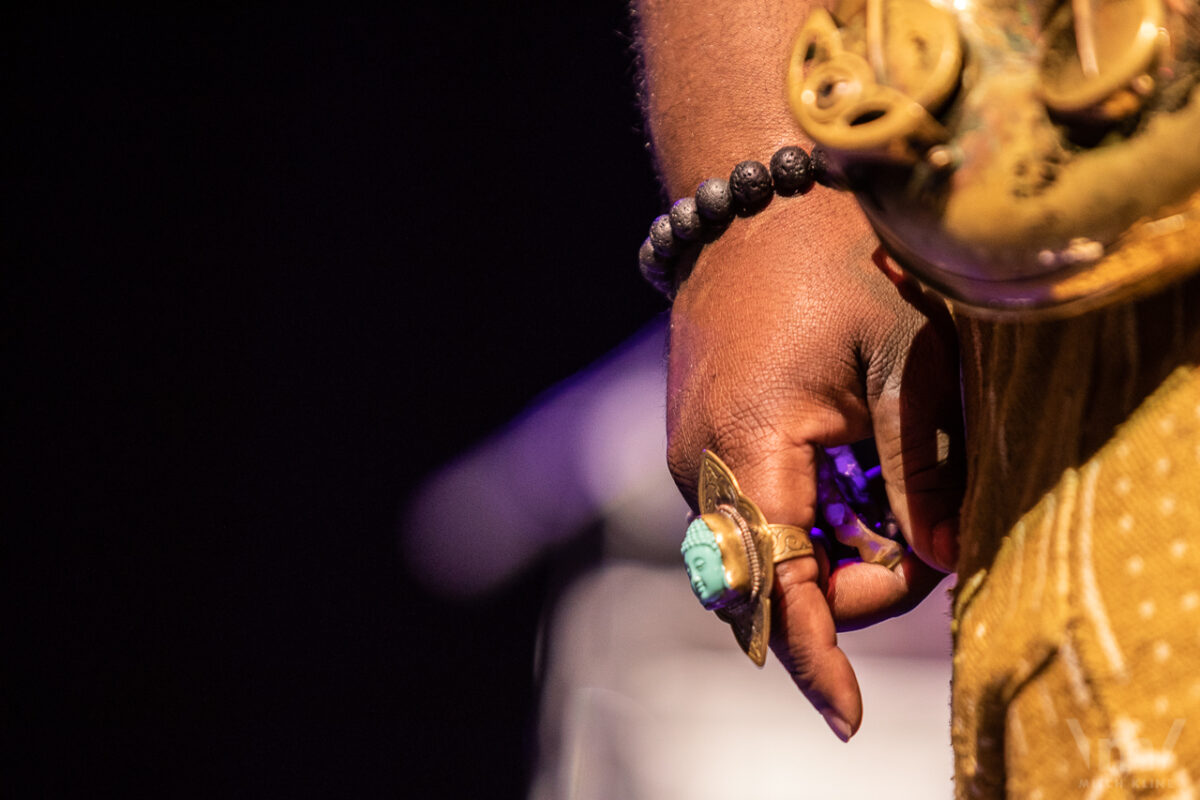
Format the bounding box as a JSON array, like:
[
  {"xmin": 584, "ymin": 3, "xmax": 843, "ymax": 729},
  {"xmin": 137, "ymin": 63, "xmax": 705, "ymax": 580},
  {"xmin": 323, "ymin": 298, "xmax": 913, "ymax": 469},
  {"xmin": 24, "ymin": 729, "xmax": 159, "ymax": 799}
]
[{"xmin": 951, "ymin": 277, "xmax": 1200, "ymax": 796}]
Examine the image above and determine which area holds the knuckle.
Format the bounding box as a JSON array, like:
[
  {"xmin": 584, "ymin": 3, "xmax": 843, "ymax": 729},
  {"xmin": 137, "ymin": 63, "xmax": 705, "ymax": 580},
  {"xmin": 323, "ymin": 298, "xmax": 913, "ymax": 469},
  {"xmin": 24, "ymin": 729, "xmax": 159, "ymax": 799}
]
[
  {"xmin": 712, "ymin": 423, "xmax": 791, "ymax": 482},
  {"xmin": 865, "ymin": 316, "xmax": 920, "ymax": 398},
  {"xmin": 666, "ymin": 383, "xmax": 793, "ymax": 500},
  {"xmin": 770, "ymin": 566, "xmax": 827, "ymax": 687},
  {"xmin": 666, "ymin": 443, "xmax": 699, "ymax": 504},
  {"xmin": 773, "ymin": 631, "xmax": 821, "ymax": 687},
  {"xmin": 667, "ymin": 418, "xmax": 779, "ymax": 504},
  {"xmin": 880, "ymin": 433, "xmax": 964, "ymax": 495},
  {"xmin": 788, "ymin": 653, "xmax": 823, "ymax": 689}
]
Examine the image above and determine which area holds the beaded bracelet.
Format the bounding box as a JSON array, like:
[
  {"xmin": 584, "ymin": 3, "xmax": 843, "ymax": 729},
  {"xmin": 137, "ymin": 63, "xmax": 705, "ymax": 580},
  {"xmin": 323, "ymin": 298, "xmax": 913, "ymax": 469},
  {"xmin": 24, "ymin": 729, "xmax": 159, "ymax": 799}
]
[{"xmin": 638, "ymin": 144, "xmax": 839, "ymax": 299}]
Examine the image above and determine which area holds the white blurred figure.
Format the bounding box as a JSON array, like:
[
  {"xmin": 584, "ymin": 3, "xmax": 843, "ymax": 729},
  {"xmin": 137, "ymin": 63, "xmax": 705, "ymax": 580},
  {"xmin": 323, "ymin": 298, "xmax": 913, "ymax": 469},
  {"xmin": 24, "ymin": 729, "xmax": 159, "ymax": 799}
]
[{"xmin": 404, "ymin": 317, "xmax": 953, "ymax": 800}]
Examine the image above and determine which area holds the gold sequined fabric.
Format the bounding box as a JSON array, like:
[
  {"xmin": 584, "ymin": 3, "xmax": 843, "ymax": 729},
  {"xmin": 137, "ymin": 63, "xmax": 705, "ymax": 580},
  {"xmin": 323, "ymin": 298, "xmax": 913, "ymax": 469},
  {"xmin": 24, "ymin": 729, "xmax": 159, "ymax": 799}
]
[{"xmin": 951, "ymin": 276, "xmax": 1200, "ymax": 796}]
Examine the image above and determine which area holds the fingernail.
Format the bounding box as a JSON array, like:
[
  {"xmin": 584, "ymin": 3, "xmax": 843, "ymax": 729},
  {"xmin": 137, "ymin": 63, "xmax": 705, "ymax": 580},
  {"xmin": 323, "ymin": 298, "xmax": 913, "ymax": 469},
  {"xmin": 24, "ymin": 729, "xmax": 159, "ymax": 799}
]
[
  {"xmin": 825, "ymin": 502, "xmax": 847, "ymax": 526},
  {"xmin": 932, "ymin": 518, "xmax": 960, "ymax": 572},
  {"xmin": 821, "ymin": 709, "xmax": 853, "ymax": 742}
]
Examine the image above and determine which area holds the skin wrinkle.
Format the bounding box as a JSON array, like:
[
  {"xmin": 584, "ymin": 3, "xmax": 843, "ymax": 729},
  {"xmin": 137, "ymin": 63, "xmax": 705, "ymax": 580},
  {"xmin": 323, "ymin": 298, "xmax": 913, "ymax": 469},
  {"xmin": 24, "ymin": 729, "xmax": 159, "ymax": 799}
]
[{"xmin": 665, "ymin": 208, "xmax": 961, "ymax": 543}]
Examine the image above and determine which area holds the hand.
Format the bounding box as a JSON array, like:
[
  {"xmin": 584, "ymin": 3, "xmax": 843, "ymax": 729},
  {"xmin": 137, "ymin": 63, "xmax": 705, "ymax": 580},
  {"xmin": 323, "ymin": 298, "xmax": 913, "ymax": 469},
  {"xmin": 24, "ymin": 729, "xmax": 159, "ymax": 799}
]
[{"xmin": 666, "ymin": 191, "xmax": 964, "ymax": 740}]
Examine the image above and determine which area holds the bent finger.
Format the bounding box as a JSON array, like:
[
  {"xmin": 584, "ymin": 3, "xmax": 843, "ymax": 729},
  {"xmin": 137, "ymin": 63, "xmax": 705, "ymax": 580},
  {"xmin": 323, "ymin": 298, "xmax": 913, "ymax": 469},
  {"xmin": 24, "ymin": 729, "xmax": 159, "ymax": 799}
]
[
  {"xmin": 825, "ymin": 550, "xmax": 944, "ymax": 629},
  {"xmin": 727, "ymin": 446, "xmax": 866, "ymax": 742}
]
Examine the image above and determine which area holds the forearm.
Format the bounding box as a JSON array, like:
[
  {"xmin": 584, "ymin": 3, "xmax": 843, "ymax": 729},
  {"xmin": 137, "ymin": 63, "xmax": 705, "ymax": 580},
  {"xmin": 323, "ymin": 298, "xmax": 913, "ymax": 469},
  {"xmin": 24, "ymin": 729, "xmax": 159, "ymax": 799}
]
[{"xmin": 634, "ymin": 0, "xmax": 827, "ymax": 199}]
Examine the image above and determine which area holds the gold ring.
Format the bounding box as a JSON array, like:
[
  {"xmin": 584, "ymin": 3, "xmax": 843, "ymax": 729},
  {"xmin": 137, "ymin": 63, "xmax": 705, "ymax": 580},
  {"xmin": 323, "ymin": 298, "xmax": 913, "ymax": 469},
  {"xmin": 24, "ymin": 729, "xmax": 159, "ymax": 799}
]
[
  {"xmin": 769, "ymin": 523, "xmax": 815, "ymax": 563},
  {"xmin": 680, "ymin": 450, "xmax": 815, "ymax": 666}
]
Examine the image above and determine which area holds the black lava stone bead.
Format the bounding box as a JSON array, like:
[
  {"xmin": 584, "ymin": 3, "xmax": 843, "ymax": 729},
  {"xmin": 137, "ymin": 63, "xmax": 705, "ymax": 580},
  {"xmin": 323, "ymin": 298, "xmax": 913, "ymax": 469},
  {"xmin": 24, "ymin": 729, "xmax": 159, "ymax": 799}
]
[
  {"xmin": 729, "ymin": 160, "xmax": 773, "ymax": 210},
  {"xmin": 695, "ymin": 178, "xmax": 734, "ymax": 223},
  {"xmin": 810, "ymin": 146, "xmax": 839, "ymax": 188},
  {"xmin": 638, "ymin": 237, "xmax": 672, "ymax": 293},
  {"xmin": 769, "ymin": 146, "xmax": 813, "ymax": 196},
  {"xmin": 649, "ymin": 213, "xmax": 678, "ymax": 258},
  {"xmin": 669, "ymin": 197, "xmax": 704, "ymax": 242}
]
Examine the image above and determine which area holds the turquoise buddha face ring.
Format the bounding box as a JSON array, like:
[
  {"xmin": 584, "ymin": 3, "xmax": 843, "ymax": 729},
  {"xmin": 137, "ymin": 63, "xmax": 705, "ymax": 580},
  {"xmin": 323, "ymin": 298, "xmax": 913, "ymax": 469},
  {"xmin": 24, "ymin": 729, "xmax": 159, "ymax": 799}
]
[{"xmin": 680, "ymin": 450, "xmax": 814, "ymax": 666}]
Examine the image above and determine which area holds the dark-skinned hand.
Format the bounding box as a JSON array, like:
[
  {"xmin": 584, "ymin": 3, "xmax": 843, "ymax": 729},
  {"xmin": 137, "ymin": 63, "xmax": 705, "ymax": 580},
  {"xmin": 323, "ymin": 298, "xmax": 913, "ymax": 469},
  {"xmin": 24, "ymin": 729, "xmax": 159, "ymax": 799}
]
[{"xmin": 666, "ymin": 190, "xmax": 965, "ymax": 741}]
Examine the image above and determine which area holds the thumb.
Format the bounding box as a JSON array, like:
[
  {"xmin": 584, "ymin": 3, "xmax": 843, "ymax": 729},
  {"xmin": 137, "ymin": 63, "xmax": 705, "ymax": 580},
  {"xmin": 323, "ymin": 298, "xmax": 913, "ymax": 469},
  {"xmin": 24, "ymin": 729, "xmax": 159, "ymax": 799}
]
[{"xmin": 864, "ymin": 271, "xmax": 965, "ymax": 572}]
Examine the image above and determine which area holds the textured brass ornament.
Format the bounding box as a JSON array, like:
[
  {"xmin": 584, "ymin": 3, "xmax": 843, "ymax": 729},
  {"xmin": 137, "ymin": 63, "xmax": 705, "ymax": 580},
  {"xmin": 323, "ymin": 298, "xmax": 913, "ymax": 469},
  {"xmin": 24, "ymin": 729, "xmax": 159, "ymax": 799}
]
[
  {"xmin": 787, "ymin": 0, "xmax": 1200, "ymax": 318},
  {"xmin": 698, "ymin": 450, "xmax": 814, "ymax": 666},
  {"xmin": 1038, "ymin": 0, "xmax": 1164, "ymax": 118},
  {"xmin": 772, "ymin": 523, "xmax": 817, "ymax": 563},
  {"xmin": 787, "ymin": 0, "xmax": 961, "ymax": 162}
]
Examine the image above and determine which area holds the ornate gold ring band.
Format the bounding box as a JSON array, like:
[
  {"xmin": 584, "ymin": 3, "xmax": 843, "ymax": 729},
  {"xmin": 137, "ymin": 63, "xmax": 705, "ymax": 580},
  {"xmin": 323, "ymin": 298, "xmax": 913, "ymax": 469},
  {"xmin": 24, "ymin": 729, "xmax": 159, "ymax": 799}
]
[{"xmin": 680, "ymin": 450, "xmax": 815, "ymax": 666}]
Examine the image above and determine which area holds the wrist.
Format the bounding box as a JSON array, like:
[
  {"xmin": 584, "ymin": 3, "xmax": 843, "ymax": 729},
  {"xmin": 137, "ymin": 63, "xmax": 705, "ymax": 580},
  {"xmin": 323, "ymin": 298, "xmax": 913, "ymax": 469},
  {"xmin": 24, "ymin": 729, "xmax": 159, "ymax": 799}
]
[{"xmin": 639, "ymin": 145, "xmax": 869, "ymax": 298}]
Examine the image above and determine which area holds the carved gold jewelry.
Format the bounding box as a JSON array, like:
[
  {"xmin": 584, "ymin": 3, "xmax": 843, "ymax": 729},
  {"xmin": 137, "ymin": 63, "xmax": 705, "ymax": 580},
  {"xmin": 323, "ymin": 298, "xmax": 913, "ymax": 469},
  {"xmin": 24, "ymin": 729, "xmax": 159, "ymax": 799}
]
[
  {"xmin": 787, "ymin": 0, "xmax": 1200, "ymax": 319},
  {"xmin": 681, "ymin": 450, "xmax": 815, "ymax": 666},
  {"xmin": 787, "ymin": 0, "xmax": 960, "ymax": 162}
]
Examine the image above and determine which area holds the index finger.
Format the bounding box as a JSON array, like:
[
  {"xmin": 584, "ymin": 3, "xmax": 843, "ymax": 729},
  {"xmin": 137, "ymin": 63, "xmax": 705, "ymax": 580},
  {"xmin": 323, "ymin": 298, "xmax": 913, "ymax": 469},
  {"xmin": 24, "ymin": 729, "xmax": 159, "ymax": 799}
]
[
  {"xmin": 729, "ymin": 445, "xmax": 865, "ymax": 741},
  {"xmin": 734, "ymin": 444, "xmax": 944, "ymax": 741},
  {"xmin": 770, "ymin": 555, "xmax": 863, "ymax": 741}
]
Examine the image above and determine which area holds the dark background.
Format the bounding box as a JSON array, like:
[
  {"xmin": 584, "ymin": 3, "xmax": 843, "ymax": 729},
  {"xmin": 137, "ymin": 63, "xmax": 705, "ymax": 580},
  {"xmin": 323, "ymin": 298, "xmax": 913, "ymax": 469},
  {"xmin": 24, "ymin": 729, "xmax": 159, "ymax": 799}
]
[{"xmin": 11, "ymin": 5, "xmax": 665, "ymax": 796}]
